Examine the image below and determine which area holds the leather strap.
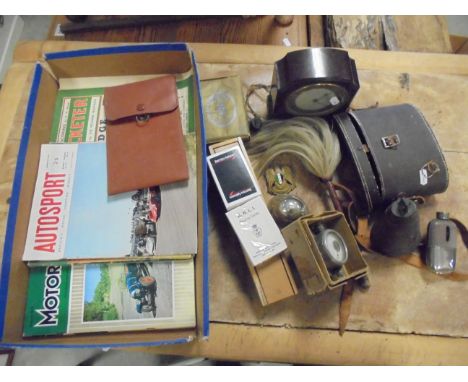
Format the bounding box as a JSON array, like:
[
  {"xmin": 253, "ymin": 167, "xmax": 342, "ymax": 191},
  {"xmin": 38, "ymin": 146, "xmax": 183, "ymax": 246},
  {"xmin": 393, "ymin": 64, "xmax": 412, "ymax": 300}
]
[
  {"xmin": 355, "ymin": 217, "xmax": 374, "ymax": 253},
  {"xmin": 339, "ymin": 280, "xmax": 355, "ymax": 336},
  {"xmin": 452, "ymin": 218, "xmax": 468, "ymax": 249},
  {"xmin": 399, "ymin": 253, "xmax": 468, "ymax": 281},
  {"xmin": 331, "ymin": 182, "xmax": 367, "ymax": 335}
]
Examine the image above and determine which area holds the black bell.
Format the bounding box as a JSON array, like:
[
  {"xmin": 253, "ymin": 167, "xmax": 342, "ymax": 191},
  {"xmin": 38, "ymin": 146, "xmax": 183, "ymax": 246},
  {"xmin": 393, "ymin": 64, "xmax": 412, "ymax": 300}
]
[{"xmin": 370, "ymin": 197, "xmax": 421, "ymax": 256}]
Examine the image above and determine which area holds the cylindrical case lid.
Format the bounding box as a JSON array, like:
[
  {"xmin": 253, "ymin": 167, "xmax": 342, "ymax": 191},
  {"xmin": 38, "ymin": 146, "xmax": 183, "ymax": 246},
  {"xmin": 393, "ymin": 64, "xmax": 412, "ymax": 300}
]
[
  {"xmin": 332, "ymin": 112, "xmax": 382, "ymax": 213},
  {"xmin": 333, "ymin": 104, "xmax": 449, "ymax": 213}
]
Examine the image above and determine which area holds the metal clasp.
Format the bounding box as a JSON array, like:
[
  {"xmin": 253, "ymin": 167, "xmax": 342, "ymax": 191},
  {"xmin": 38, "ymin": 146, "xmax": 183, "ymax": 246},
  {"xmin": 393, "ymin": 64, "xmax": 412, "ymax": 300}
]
[
  {"xmin": 422, "ymin": 160, "xmax": 440, "ymax": 178},
  {"xmin": 381, "ymin": 134, "xmax": 400, "ymax": 149},
  {"xmin": 136, "ymin": 114, "xmax": 150, "ymax": 126}
]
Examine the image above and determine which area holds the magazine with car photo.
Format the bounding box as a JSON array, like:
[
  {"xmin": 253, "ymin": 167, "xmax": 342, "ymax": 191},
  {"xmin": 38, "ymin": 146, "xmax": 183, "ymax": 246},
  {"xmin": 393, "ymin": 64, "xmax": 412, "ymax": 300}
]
[
  {"xmin": 82, "ymin": 261, "xmax": 173, "ymax": 323},
  {"xmin": 23, "ymin": 259, "xmax": 195, "ymax": 337},
  {"xmin": 23, "ymin": 143, "xmax": 196, "ymax": 262}
]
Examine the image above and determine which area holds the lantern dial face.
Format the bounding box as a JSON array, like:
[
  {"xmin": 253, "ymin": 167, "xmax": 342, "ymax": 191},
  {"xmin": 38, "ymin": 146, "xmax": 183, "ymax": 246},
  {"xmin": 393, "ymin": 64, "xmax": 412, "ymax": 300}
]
[
  {"xmin": 284, "ymin": 83, "xmax": 350, "ymax": 116},
  {"xmin": 317, "ymin": 228, "xmax": 349, "ymax": 270},
  {"xmin": 323, "ymin": 230, "xmax": 348, "ymax": 264}
]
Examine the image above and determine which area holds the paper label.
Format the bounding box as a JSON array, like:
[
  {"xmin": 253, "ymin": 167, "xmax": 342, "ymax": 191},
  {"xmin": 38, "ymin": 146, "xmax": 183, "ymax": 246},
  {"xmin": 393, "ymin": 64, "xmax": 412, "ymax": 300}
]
[
  {"xmin": 226, "ymin": 197, "xmax": 287, "ymax": 266},
  {"xmin": 330, "ymin": 96, "xmax": 340, "ymax": 106},
  {"xmin": 54, "ymin": 24, "xmax": 64, "ymax": 37},
  {"xmin": 282, "ymin": 37, "xmax": 292, "ymax": 47},
  {"xmin": 205, "ymin": 89, "xmax": 237, "ymax": 129},
  {"xmin": 419, "ymin": 168, "xmax": 428, "ymax": 186},
  {"xmin": 176, "ymin": 76, "xmax": 195, "ymax": 135}
]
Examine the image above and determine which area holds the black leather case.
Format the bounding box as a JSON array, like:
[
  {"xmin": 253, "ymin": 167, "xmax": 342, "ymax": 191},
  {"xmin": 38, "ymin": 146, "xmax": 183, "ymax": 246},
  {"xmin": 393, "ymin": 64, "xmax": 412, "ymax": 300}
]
[{"xmin": 333, "ymin": 104, "xmax": 449, "ymax": 214}]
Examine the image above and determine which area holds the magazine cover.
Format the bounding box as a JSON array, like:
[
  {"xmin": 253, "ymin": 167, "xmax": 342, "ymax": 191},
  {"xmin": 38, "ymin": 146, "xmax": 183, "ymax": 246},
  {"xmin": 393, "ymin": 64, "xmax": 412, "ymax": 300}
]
[
  {"xmin": 50, "ymin": 77, "xmax": 195, "ymax": 142},
  {"xmin": 23, "ymin": 259, "xmax": 195, "ymax": 337},
  {"xmin": 23, "ymin": 143, "xmax": 196, "ymax": 262},
  {"xmin": 50, "ymin": 87, "xmax": 107, "ymax": 143}
]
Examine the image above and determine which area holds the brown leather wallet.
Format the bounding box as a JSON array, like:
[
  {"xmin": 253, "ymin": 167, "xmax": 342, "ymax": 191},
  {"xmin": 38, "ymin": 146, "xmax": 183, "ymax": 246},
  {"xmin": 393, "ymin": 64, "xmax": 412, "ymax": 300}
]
[{"xmin": 104, "ymin": 76, "xmax": 189, "ymax": 195}]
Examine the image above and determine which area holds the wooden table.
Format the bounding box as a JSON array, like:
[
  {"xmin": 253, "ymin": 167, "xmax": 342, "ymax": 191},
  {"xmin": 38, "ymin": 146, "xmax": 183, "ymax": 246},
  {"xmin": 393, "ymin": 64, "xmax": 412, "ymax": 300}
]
[
  {"xmin": 2, "ymin": 41, "xmax": 468, "ymax": 365},
  {"xmin": 47, "ymin": 16, "xmax": 316, "ymax": 46}
]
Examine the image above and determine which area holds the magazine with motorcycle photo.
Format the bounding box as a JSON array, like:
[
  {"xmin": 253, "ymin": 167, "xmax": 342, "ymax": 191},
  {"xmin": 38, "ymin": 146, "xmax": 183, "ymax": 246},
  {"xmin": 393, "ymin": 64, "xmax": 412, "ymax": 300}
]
[{"xmin": 23, "ymin": 259, "xmax": 195, "ymax": 337}]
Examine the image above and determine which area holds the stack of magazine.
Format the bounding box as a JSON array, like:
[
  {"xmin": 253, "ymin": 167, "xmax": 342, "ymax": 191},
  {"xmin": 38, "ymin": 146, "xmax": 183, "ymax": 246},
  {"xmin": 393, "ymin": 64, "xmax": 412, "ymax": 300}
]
[{"xmin": 22, "ymin": 75, "xmax": 198, "ymax": 337}]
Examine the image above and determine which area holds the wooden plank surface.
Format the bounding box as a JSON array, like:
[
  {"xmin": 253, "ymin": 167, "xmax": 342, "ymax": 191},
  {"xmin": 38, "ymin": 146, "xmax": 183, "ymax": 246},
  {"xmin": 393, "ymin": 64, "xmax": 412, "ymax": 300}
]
[
  {"xmin": 196, "ymin": 62, "xmax": 468, "ymax": 338},
  {"xmin": 325, "ymin": 16, "xmax": 384, "ymax": 50},
  {"xmin": 2, "ymin": 41, "xmax": 468, "ymax": 364},
  {"xmin": 325, "ymin": 16, "xmax": 452, "ymax": 53},
  {"xmin": 0, "ymin": 63, "xmax": 34, "ymax": 273},
  {"xmin": 13, "ymin": 41, "xmax": 468, "ymax": 76},
  {"xmin": 307, "ymin": 16, "xmax": 325, "ymax": 47},
  {"xmin": 0, "ymin": 64, "xmax": 34, "ymax": 172},
  {"xmin": 47, "ymin": 15, "xmax": 308, "ymax": 47},
  {"xmin": 130, "ymin": 322, "xmax": 468, "ymax": 365},
  {"xmin": 450, "ymin": 35, "xmax": 468, "ymax": 54},
  {"xmin": 382, "ymin": 16, "xmax": 452, "ymax": 53}
]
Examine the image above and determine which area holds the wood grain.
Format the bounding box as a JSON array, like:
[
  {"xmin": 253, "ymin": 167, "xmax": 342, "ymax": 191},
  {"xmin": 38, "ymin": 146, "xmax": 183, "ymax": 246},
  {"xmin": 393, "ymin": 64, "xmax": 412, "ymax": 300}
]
[
  {"xmin": 47, "ymin": 15, "xmax": 308, "ymax": 47},
  {"xmin": 450, "ymin": 34, "xmax": 468, "ymax": 54},
  {"xmin": 307, "ymin": 16, "xmax": 325, "ymax": 47},
  {"xmin": 0, "ymin": 63, "xmax": 34, "ymax": 273},
  {"xmin": 2, "ymin": 41, "xmax": 468, "ymax": 363},
  {"xmin": 325, "ymin": 16, "xmax": 452, "ymax": 53},
  {"xmin": 197, "ymin": 62, "xmax": 468, "ymax": 338},
  {"xmin": 13, "ymin": 41, "xmax": 468, "ymax": 77},
  {"xmin": 0, "ymin": 64, "xmax": 34, "ymax": 166},
  {"xmin": 130, "ymin": 322, "xmax": 468, "ymax": 365},
  {"xmin": 382, "ymin": 16, "xmax": 452, "ymax": 53},
  {"xmin": 325, "ymin": 16, "xmax": 384, "ymax": 50}
]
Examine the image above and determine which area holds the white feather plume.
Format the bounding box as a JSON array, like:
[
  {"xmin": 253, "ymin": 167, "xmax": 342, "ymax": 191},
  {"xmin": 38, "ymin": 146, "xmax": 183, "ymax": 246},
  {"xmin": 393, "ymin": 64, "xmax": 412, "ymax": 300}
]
[{"xmin": 247, "ymin": 117, "xmax": 341, "ymax": 180}]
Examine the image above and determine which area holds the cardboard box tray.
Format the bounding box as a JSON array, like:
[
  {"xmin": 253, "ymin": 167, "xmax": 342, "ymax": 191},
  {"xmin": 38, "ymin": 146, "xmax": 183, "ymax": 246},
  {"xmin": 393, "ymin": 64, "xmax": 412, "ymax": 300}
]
[{"xmin": 0, "ymin": 43, "xmax": 209, "ymax": 348}]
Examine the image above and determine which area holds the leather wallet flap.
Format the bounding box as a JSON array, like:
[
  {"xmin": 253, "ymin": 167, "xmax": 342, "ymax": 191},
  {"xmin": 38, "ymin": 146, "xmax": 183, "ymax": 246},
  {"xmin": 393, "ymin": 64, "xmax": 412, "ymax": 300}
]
[{"xmin": 104, "ymin": 75, "xmax": 178, "ymax": 122}]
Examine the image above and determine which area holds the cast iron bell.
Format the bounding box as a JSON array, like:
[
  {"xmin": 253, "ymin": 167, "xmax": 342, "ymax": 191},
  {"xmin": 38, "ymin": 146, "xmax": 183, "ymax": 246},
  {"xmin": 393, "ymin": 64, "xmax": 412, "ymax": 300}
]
[{"xmin": 370, "ymin": 197, "xmax": 421, "ymax": 256}]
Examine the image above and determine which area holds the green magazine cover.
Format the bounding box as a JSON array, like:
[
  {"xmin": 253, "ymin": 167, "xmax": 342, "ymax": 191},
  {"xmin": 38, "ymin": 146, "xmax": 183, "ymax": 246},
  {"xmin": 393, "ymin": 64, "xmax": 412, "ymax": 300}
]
[
  {"xmin": 23, "ymin": 265, "xmax": 71, "ymax": 337},
  {"xmin": 50, "ymin": 87, "xmax": 106, "ymax": 143},
  {"xmin": 23, "ymin": 260, "xmax": 195, "ymax": 337}
]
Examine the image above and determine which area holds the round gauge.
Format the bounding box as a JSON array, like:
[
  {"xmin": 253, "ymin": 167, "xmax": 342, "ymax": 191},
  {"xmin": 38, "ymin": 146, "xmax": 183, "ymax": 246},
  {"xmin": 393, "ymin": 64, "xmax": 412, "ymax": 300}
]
[
  {"xmin": 284, "ymin": 83, "xmax": 350, "ymax": 116},
  {"xmin": 316, "ymin": 228, "xmax": 349, "ymax": 270}
]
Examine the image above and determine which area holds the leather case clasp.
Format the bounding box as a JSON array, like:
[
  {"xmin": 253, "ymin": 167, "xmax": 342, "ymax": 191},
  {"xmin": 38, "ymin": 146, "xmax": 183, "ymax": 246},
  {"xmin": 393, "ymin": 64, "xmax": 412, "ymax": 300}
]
[{"xmin": 104, "ymin": 75, "xmax": 179, "ymax": 122}]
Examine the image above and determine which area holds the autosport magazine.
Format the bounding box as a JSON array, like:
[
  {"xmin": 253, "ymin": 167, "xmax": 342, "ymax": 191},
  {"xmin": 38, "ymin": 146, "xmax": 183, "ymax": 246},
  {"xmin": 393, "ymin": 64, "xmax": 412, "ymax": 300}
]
[
  {"xmin": 23, "ymin": 143, "xmax": 196, "ymax": 262},
  {"xmin": 23, "ymin": 77, "xmax": 197, "ymax": 263},
  {"xmin": 23, "ymin": 259, "xmax": 195, "ymax": 336}
]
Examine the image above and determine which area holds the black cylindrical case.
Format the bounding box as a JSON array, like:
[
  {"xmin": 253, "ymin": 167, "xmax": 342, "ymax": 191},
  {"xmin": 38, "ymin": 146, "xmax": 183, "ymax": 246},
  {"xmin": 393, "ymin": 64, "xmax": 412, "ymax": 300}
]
[{"xmin": 333, "ymin": 104, "xmax": 449, "ymax": 214}]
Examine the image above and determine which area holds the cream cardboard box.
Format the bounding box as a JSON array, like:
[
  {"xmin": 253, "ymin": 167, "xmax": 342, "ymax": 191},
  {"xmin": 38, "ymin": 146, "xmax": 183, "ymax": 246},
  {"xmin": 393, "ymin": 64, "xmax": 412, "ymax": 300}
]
[
  {"xmin": 0, "ymin": 43, "xmax": 209, "ymax": 348},
  {"xmin": 209, "ymin": 138, "xmax": 298, "ymax": 306}
]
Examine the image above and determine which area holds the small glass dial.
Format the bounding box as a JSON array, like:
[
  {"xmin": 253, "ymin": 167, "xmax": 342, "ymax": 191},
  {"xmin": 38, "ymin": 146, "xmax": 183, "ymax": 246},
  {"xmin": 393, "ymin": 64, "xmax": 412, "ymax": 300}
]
[
  {"xmin": 285, "ymin": 83, "xmax": 349, "ymax": 116},
  {"xmin": 323, "ymin": 231, "xmax": 348, "ymax": 264}
]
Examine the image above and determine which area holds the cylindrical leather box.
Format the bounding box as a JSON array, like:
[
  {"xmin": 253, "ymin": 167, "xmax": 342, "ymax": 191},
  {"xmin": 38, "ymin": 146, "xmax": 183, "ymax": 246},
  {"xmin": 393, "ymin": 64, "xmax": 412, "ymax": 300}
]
[{"xmin": 333, "ymin": 104, "xmax": 449, "ymax": 214}]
